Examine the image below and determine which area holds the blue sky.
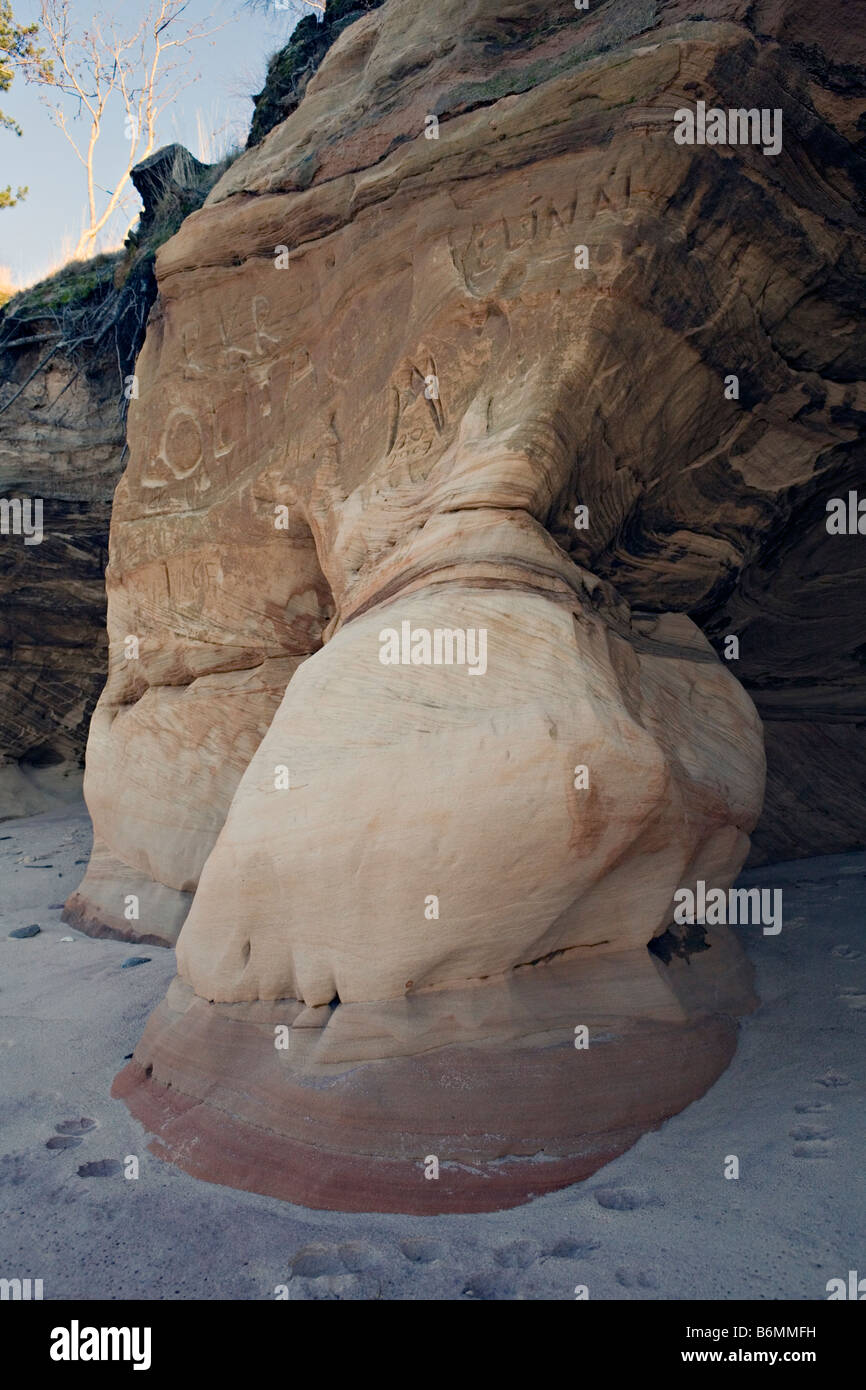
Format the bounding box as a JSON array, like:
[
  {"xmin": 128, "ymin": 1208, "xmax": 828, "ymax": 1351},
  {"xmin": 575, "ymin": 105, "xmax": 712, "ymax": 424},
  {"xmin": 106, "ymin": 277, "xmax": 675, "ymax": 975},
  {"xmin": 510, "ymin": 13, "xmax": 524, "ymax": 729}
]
[{"xmin": 1, "ymin": 0, "xmax": 307, "ymax": 286}]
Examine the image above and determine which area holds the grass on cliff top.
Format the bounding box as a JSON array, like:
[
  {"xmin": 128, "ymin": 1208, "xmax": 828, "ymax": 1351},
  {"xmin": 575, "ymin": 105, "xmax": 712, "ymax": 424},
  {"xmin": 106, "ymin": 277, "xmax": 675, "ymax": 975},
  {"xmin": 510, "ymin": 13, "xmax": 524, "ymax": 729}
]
[
  {"xmin": 6, "ymin": 253, "xmax": 122, "ymax": 319},
  {"xmin": 248, "ymin": 0, "xmax": 385, "ymax": 147},
  {"xmin": 3, "ymin": 145, "xmax": 240, "ymax": 325}
]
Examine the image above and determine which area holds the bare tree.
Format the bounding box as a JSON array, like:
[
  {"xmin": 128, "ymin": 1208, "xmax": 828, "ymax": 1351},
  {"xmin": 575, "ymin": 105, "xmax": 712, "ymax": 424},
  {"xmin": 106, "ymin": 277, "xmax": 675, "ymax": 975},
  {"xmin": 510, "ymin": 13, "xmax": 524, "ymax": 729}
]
[
  {"xmin": 270, "ymin": 2, "xmax": 326, "ymax": 20},
  {"xmin": 16, "ymin": 0, "xmax": 222, "ymax": 259}
]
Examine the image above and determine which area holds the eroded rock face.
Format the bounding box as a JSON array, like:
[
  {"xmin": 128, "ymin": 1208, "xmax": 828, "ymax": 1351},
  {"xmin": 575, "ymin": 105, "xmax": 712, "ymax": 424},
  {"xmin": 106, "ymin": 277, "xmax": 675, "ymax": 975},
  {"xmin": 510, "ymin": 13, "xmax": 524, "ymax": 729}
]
[
  {"xmin": 0, "ymin": 292, "xmax": 125, "ymax": 818},
  {"xmin": 177, "ymin": 587, "xmax": 762, "ymax": 1006},
  {"xmin": 79, "ymin": 0, "xmax": 865, "ymax": 1209},
  {"xmin": 0, "ymin": 145, "xmax": 222, "ymax": 821}
]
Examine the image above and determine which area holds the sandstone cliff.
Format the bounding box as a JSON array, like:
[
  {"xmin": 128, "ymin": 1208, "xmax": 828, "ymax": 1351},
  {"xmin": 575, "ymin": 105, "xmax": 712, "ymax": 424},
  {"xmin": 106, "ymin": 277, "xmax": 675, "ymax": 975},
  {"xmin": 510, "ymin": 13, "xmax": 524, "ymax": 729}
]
[
  {"xmin": 0, "ymin": 147, "xmax": 227, "ymax": 817},
  {"xmin": 0, "ymin": 257, "xmax": 137, "ymax": 816},
  {"xmin": 83, "ymin": 0, "xmax": 866, "ymax": 1211}
]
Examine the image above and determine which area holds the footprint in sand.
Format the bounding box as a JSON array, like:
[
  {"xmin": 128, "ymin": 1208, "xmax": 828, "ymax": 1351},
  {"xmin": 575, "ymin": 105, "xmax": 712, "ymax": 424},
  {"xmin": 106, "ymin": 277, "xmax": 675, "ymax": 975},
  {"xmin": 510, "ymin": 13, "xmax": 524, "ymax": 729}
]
[
  {"xmin": 791, "ymin": 1139, "xmax": 835, "ymax": 1158},
  {"xmin": 337, "ymin": 1242, "xmax": 381, "ymax": 1274},
  {"xmin": 0, "ymin": 1155, "xmax": 28, "ymax": 1187},
  {"xmin": 544, "ymin": 1236, "xmax": 601, "ymax": 1259},
  {"xmin": 45, "ymin": 1118, "xmax": 98, "ymax": 1151},
  {"xmin": 790, "ymin": 1121, "xmax": 836, "ymax": 1159},
  {"xmin": 838, "ymin": 988, "xmax": 866, "ymax": 1012},
  {"xmin": 790, "ymin": 1123, "xmax": 832, "ymax": 1142},
  {"xmin": 77, "ymin": 1159, "xmax": 122, "ymax": 1178},
  {"xmin": 831, "ymin": 944, "xmax": 862, "ymax": 961},
  {"xmin": 56, "ymin": 1118, "xmax": 97, "ymax": 1135},
  {"xmin": 462, "ymin": 1272, "xmax": 516, "ymax": 1299},
  {"xmin": 399, "ymin": 1237, "xmax": 445, "ymax": 1264},
  {"xmin": 594, "ymin": 1186, "xmax": 660, "ymax": 1211},
  {"xmin": 794, "ymin": 1100, "xmax": 831, "ymax": 1114},
  {"xmin": 616, "ymin": 1266, "xmax": 659, "ymax": 1290},
  {"xmin": 287, "ymin": 1245, "xmax": 371, "ymax": 1300},
  {"xmin": 494, "ymin": 1239, "xmax": 539, "ymax": 1269},
  {"xmin": 815, "ymin": 1069, "xmax": 851, "ymax": 1088},
  {"xmin": 290, "ymin": 1245, "xmax": 343, "ymax": 1278}
]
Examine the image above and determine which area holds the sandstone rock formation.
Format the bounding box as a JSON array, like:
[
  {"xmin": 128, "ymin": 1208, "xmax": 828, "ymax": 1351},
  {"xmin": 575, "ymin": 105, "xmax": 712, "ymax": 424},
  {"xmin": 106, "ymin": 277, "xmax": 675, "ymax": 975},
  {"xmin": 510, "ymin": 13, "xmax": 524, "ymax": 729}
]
[
  {"xmin": 0, "ymin": 260, "xmax": 129, "ymax": 818},
  {"xmin": 0, "ymin": 147, "xmax": 223, "ymax": 820},
  {"xmin": 72, "ymin": 0, "xmax": 866, "ymax": 1209},
  {"xmin": 247, "ymin": 0, "xmax": 385, "ymax": 147}
]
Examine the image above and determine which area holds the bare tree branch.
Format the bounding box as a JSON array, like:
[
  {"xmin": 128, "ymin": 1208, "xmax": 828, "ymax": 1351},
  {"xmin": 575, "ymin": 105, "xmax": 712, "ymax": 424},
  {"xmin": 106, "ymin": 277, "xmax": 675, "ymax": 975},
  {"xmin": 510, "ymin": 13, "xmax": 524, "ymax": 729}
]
[{"xmin": 17, "ymin": 0, "xmax": 224, "ymax": 259}]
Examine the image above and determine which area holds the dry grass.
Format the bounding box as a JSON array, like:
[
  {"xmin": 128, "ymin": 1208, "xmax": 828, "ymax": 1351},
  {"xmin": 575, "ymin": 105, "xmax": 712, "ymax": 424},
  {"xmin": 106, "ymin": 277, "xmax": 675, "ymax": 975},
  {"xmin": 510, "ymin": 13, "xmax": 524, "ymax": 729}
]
[{"xmin": 2, "ymin": 229, "xmax": 129, "ymax": 303}]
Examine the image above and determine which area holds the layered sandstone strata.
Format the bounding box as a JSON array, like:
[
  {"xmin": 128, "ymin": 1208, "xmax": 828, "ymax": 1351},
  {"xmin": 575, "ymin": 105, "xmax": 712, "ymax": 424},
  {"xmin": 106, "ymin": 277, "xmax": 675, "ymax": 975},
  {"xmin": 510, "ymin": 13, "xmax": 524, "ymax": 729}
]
[
  {"xmin": 0, "ymin": 287, "xmax": 124, "ymax": 816},
  {"xmin": 0, "ymin": 146, "xmax": 220, "ymax": 820},
  {"xmin": 78, "ymin": 0, "xmax": 866, "ymax": 1208}
]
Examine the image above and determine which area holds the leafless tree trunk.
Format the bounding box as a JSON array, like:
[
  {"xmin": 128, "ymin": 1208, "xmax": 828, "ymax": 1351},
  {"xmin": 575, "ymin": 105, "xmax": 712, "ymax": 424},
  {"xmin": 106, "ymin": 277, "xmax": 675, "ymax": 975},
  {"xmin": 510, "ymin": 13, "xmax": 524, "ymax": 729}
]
[
  {"xmin": 273, "ymin": 2, "xmax": 326, "ymax": 20},
  {"xmin": 18, "ymin": 0, "xmax": 221, "ymax": 260}
]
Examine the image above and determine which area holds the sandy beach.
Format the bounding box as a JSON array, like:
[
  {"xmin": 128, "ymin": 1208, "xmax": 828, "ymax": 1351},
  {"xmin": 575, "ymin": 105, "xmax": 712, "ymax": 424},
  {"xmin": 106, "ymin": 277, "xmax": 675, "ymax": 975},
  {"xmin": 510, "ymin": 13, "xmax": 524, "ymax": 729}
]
[{"xmin": 1, "ymin": 800, "xmax": 863, "ymax": 1301}]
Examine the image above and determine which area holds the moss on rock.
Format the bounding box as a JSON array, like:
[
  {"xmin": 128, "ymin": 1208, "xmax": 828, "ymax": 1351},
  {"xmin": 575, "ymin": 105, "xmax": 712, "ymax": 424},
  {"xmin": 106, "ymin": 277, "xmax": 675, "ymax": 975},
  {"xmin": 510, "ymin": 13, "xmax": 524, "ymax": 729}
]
[{"xmin": 247, "ymin": 0, "xmax": 385, "ymax": 148}]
